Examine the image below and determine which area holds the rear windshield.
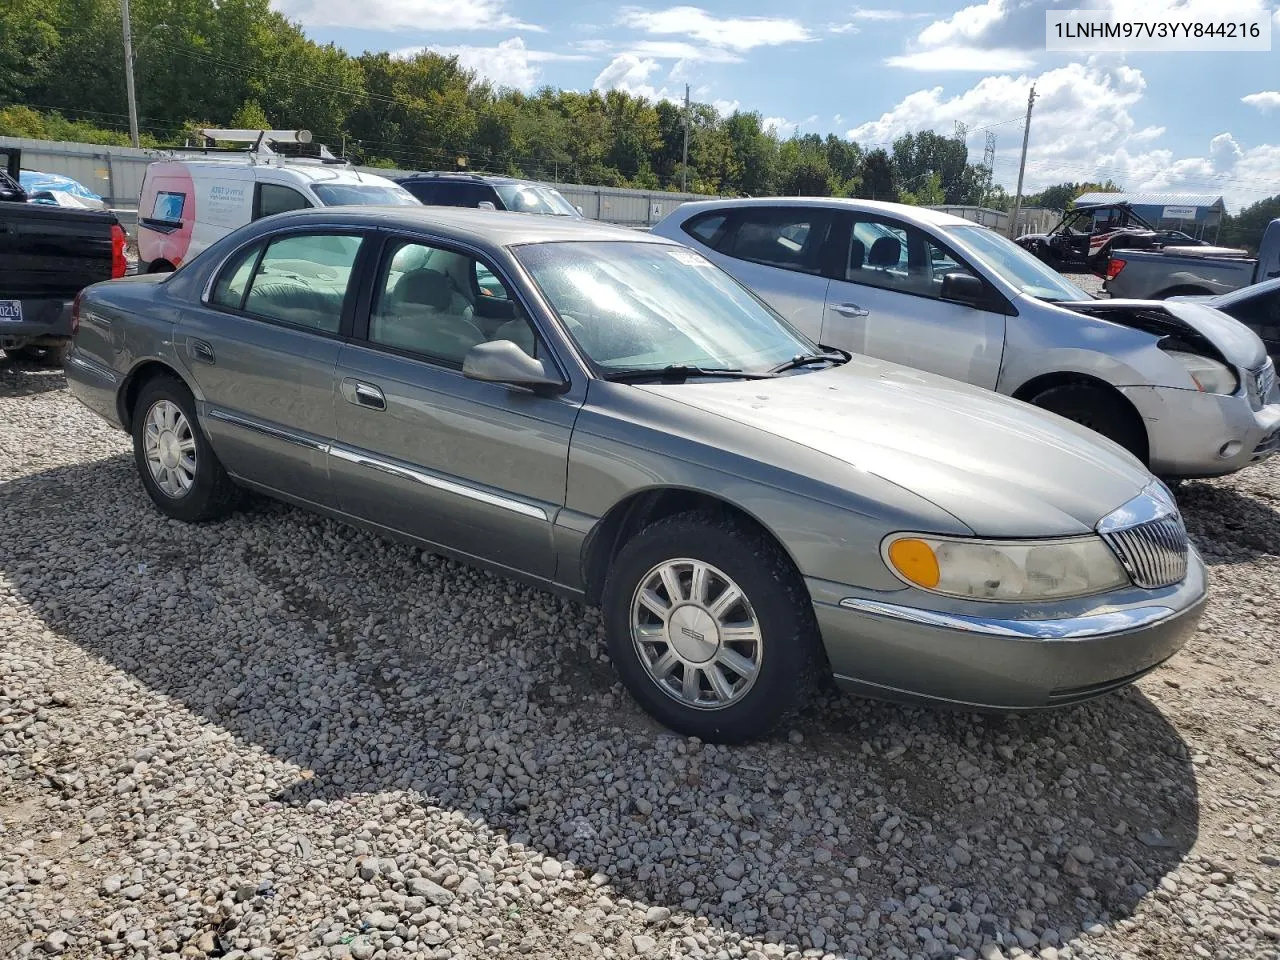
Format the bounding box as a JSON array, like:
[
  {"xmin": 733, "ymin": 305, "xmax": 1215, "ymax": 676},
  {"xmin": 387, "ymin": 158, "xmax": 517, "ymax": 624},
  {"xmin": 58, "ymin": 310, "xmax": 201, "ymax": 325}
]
[
  {"xmin": 495, "ymin": 183, "xmax": 579, "ymax": 217},
  {"xmin": 312, "ymin": 184, "xmax": 419, "ymax": 206}
]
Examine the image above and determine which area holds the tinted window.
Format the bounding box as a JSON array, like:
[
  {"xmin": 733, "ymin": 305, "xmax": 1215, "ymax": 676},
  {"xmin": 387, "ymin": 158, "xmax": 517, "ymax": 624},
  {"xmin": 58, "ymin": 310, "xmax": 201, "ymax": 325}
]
[
  {"xmin": 434, "ymin": 182, "xmax": 497, "ymax": 208},
  {"xmin": 255, "ymin": 183, "xmax": 312, "ymax": 220},
  {"xmin": 721, "ymin": 208, "xmax": 833, "ymax": 274},
  {"xmin": 846, "ymin": 217, "xmax": 979, "ymax": 299},
  {"xmin": 494, "ymin": 183, "xmax": 579, "ymax": 216},
  {"xmin": 153, "ymin": 191, "xmax": 186, "ymax": 223},
  {"xmin": 370, "ymin": 239, "xmax": 538, "ymax": 365},
  {"xmin": 210, "ymin": 242, "xmax": 261, "ymax": 310},
  {"xmin": 240, "ymin": 234, "xmax": 362, "ymax": 333},
  {"xmin": 683, "ymin": 213, "xmax": 727, "ymax": 247},
  {"xmin": 399, "ymin": 180, "xmax": 437, "ymax": 204},
  {"xmin": 312, "ymin": 183, "xmax": 418, "ymax": 206},
  {"xmin": 1222, "ymin": 288, "xmax": 1280, "ymax": 345}
]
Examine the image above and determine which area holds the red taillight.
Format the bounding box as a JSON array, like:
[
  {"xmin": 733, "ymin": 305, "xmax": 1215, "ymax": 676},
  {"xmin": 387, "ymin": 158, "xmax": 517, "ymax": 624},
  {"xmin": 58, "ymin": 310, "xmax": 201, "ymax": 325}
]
[
  {"xmin": 1105, "ymin": 257, "xmax": 1126, "ymax": 281},
  {"xmin": 110, "ymin": 223, "xmax": 127, "ymax": 279},
  {"xmin": 71, "ymin": 290, "xmax": 84, "ymax": 336}
]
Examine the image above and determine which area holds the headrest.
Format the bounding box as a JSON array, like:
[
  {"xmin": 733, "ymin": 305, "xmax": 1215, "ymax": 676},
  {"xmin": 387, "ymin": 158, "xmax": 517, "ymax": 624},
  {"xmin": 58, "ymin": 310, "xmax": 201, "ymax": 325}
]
[
  {"xmin": 394, "ymin": 269, "xmax": 451, "ymax": 310},
  {"xmin": 849, "ymin": 237, "xmax": 866, "ymax": 270},
  {"xmin": 868, "ymin": 236, "xmax": 901, "ymax": 268}
]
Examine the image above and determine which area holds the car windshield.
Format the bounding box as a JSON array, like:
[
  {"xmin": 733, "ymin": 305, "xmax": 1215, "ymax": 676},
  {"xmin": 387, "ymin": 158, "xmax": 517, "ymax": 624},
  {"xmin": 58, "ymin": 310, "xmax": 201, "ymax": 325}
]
[
  {"xmin": 515, "ymin": 241, "xmax": 817, "ymax": 375},
  {"xmin": 946, "ymin": 224, "xmax": 1091, "ymax": 302},
  {"xmin": 311, "ymin": 183, "xmax": 420, "ymax": 206},
  {"xmin": 496, "ymin": 183, "xmax": 579, "ymax": 217}
]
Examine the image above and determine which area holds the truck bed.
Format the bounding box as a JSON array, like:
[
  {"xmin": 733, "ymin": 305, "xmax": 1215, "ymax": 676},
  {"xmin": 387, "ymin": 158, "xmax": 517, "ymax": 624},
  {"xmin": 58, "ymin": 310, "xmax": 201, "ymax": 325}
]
[{"xmin": 0, "ymin": 202, "xmax": 121, "ymax": 301}]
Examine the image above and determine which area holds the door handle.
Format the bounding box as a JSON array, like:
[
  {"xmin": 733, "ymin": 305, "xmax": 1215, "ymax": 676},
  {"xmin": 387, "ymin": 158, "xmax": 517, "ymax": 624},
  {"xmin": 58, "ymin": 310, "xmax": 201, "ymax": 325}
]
[
  {"xmin": 341, "ymin": 378, "xmax": 386, "ymax": 411},
  {"xmin": 187, "ymin": 337, "xmax": 215, "ymax": 364},
  {"xmin": 833, "ymin": 302, "xmax": 869, "ymax": 318}
]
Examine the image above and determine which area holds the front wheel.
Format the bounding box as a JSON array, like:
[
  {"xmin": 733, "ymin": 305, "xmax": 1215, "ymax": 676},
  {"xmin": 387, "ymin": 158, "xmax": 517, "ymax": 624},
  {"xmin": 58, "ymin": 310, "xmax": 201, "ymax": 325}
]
[
  {"xmin": 1030, "ymin": 383, "xmax": 1147, "ymax": 463},
  {"xmin": 131, "ymin": 376, "xmax": 240, "ymax": 522},
  {"xmin": 601, "ymin": 512, "xmax": 821, "ymax": 743}
]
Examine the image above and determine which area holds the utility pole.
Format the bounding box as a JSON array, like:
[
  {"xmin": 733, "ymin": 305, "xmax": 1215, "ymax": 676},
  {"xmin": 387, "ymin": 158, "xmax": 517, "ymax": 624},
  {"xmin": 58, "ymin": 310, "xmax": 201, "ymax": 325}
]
[
  {"xmin": 121, "ymin": 0, "xmax": 140, "ymax": 148},
  {"xmin": 982, "ymin": 132, "xmax": 996, "ymax": 207},
  {"xmin": 681, "ymin": 84, "xmax": 690, "ymax": 194},
  {"xmin": 1007, "ymin": 84, "xmax": 1036, "ymax": 238}
]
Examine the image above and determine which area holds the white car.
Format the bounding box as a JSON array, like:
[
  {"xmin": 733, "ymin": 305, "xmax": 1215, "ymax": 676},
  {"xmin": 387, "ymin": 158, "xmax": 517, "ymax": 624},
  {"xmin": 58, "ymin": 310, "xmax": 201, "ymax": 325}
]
[{"xmin": 652, "ymin": 197, "xmax": 1280, "ymax": 480}]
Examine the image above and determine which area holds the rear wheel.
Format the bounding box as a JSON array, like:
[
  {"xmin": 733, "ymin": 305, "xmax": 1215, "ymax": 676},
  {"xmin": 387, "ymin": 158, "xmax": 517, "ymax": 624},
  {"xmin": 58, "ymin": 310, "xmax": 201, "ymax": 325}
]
[
  {"xmin": 1030, "ymin": 383, "xmax": 1147, "ymax": 463},
  {"xmin": 131, "ymin": 376, "xmax": 239, "ymax": 521},
  {"xmin": 601, "ymin": 512, "xmax": 821, "ymax": 743}
]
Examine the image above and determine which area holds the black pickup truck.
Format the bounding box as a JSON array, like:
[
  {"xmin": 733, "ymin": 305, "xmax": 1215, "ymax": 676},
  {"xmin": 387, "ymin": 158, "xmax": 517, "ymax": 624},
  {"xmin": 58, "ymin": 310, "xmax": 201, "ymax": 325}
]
[{"xmin": 1, "ymin": 150, "xmax": 127, "ymax": 365}]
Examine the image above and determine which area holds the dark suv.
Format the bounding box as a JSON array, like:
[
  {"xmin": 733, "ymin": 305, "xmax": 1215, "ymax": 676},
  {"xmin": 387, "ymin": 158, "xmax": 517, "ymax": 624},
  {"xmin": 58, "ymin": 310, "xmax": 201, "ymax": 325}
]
[{"xmin": 395, "ymin": 173, "xmax": 582, "ymax": 218}]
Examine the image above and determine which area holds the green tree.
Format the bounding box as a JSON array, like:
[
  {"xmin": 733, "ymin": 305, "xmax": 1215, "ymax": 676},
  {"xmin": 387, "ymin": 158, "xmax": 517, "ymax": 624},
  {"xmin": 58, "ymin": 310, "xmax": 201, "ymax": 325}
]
[
  {"xmin": 858, "ymin": 149, "xmax": 897, "ymax": 201},
  {"xmin": 1220, "ymin": 195, "xmax": 1280, "ymax": 252}
]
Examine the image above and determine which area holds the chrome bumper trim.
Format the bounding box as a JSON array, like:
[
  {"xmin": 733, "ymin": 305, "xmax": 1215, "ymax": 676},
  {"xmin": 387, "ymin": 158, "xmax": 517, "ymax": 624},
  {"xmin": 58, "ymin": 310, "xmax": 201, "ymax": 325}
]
[
  {"xmin": 837, "ymin": 597, "xmax": 1179, "ymax": 639},
  {"xmin": 65, "ymin": 352, "xmax": 122, "ymax": 384}
]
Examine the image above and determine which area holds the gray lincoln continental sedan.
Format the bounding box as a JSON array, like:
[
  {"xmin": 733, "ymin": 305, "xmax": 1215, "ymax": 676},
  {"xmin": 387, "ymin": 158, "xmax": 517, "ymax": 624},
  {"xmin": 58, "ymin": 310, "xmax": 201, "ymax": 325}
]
[{"xmin": 63, "ymin": 207, "xmax": 1207, "ymax": 742}]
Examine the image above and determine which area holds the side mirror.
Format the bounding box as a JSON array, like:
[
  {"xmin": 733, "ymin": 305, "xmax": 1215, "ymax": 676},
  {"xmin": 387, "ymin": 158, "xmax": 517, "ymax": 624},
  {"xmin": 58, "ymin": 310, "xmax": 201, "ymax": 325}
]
[
  {"xmin": 463, "ymin": 340, "xmax": 566, "ymax": 394},
  {"xmin": 940, "ymin": 271, "xmax": 987, "ymax": 307},
  {"xmin": 477, "ymin": 200, "xmax": 497, "ymax": 210},
  {"xmin": 575, "ymin": 205, "xmax": 584, "ymax": 216}
]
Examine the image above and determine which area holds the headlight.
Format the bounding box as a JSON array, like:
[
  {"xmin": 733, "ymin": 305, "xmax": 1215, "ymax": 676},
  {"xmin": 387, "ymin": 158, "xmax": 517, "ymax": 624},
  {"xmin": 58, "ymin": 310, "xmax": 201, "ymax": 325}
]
[
  {"xmin": 1165, "ymin": 350, "xmax": 1238, "ymax": 395},
  {"xmin": 882, "ymin": 534, "xmax": 1129, "ymax": 601}
]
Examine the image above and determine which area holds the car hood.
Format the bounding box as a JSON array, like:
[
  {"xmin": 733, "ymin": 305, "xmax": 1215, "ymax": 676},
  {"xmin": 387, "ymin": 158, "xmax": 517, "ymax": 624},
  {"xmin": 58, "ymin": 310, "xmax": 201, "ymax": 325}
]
[
  {"xmin": 640, "ymin": 357, "xmax": 1153, "ymax": 538},
  {"xmin": 1061, "ymin": 298, "xmax": 1267, "ymax": 367}
]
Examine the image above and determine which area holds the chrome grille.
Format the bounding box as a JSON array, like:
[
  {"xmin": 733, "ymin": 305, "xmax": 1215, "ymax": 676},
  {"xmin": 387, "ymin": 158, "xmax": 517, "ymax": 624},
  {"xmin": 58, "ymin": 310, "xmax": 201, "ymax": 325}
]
[
  {"xmin": 1101, "ymin": 515, "xmax": 1189, "ymax": 589},
  {"xmin": 1248, "ymin": 359, "xmax": 1276, "ymax": 410}
]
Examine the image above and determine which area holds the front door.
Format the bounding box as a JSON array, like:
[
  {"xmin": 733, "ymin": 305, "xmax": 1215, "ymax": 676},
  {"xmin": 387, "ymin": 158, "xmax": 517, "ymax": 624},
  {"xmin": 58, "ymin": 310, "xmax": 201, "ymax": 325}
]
[
  {"xmin": 328, "ymin": 235, "xmax": 580, "ymax": 580},
  {"xmin": 178, "ymin": 230, "xmax": 369, "ymax": 504},
  {"xmin": 819, "ymin": 213, "xmax": 1006, "ymax": 389}
]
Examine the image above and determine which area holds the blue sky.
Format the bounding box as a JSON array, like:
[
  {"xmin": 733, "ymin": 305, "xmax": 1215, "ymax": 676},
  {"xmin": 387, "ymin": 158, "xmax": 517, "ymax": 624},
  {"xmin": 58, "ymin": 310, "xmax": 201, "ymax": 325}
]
[{"xmin": 274, "ymin": 0, "xmax": 1280, "ymax": 209}]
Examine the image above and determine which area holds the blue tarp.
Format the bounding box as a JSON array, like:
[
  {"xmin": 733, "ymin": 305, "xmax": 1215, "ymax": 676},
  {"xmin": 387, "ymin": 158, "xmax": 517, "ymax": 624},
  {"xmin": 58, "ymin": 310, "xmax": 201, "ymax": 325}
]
[{"xmin": 19, "ymin": 170, "xmax": 103, "ymax": 203}]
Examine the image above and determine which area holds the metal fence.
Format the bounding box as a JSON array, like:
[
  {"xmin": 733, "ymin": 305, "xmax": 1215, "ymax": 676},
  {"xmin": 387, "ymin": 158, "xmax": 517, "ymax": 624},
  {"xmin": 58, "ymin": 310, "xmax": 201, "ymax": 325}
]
[
  {"xmin": 931, "ymin": 204, "xmax": 1062, "ymax": 236},
  {"xmin": 0, "ymin": 135, "xmax": 719, "ymax": 229}
]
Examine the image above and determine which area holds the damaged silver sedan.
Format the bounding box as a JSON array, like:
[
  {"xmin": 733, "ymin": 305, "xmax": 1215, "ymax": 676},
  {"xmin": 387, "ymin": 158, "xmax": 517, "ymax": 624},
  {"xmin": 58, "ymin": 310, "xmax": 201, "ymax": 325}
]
[{"xmin": 654, "ymin": 198, "xmax": 1280, "ymax": 479}]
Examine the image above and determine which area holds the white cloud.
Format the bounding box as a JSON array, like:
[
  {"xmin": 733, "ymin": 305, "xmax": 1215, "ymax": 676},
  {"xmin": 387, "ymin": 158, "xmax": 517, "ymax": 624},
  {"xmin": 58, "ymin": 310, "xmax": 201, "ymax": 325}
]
[
  {"xmin": 593, "ymin": 54, "xmax": 674, "ymax": 101},
  {"xmin": 272, "ymin": 0, "xmax": 541, "ymax": 30},
  {"xmin": 624, "ymin": 40, "xmax": 744, "ymax": 62},
  {"xmin": 886, "ymin": 46, "xmax": 1035, "ymax": 70},
  {"xmin": 850, "ymin": 7, "xmax": 931, "ymax": 20},
  {"xmin": 1243, "ymin": 91, "xmax": 1280, "ymax": 112},
  {"xmin": 712, "ymin": 98, "xmax": 741, "ymax": 116},
  {"xmin": 846, "ymin": 61, "xmax": 1280, "ymax": 209},
  {"xmin": 762, "ymin": 114, "xmax": 819, "ymax": 137},
  {"xmin": 404, "ymin": 38, "xmax": 588, "ymax": 91},
  {"xmin": 828, "ymin": 22, "xmax": 861, "ymax": 34},
  {"xmin": 620, "ymin": 6, "xmax": 812, "ymax": 51}
]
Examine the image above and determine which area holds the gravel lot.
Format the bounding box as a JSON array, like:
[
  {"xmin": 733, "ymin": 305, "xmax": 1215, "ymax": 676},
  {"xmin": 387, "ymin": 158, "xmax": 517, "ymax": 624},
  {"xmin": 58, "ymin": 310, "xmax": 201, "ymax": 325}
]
[{"xmin": 2, "ymin": 359, "xmax": 1278, "ymax": 960}]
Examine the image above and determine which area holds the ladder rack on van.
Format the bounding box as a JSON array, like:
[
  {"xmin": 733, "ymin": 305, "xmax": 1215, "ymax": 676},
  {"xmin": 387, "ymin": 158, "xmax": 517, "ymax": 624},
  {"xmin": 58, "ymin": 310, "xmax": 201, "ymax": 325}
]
[{"xmin": 163, "ymin": 129, "xmax": 350, "ymax": 168}]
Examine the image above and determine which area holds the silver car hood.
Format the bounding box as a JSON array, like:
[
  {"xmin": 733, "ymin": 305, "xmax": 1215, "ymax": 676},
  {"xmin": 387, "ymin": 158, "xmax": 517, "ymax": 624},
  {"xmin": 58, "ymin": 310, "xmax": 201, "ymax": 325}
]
[
  {"xmin": 641, "ymin": 357, "xmax": 1153, "ymax": 538},
  {"xmin": 1062, "ymin": 298, "xmax": 1267, "ymax": 367}
]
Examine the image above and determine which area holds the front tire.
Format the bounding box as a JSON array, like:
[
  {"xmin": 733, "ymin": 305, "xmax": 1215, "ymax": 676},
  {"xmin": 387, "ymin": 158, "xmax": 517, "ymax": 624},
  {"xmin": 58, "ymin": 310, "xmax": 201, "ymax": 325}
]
[
  {"xmin": 1030, "ymin": 383, "xmax": 1147, "ymax": 463},
  {"xmin": 601, "ymin": 512, "xmax": 821, "ymax": 743},
  {"xmin": 131, "ymin": 376, "xmax": 239, "ymax": 522}
]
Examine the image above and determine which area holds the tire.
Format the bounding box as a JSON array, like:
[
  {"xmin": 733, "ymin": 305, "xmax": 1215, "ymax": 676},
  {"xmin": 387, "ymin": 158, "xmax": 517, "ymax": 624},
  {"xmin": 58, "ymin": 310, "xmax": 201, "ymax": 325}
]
[
  {"xmin": 601, "ymin": 511, "xmax": 822, "ymax": 744},
  {"xmin": 131, "ymin": 375, "xmax": 240, "ymax": 522},
  {"xmin": 1030, "ymin": 383, "xmax": 1147, "ymax": 463},
  {"xmin": 8, "ymin": 343, "xmax": 69, "ymax": 366}
]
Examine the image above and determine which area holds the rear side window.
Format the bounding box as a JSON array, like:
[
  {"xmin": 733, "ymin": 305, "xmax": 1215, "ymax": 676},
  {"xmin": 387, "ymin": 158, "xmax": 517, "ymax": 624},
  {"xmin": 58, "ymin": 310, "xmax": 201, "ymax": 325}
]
[
  {"xmin": 152, "ymin": 191, "xmax": 186, "ymax": 224},
  {"xmin": 399, "ymin": 181, "xmax": 437, "ymax": 204},
  {"xmin": 210, "ymin": 243, "xmax": 262, "ymax": 309},
  {"xmin": 229, "ymin": 234, "xmax": 363, "ymax": 333},
  {"xmin": 254, "ymin": 183, "xmax": 312, "ymax": 220},
  {"xmin": 719, "ymin": 208, "xmax": 834, "ymax": 275},
  {"xmin": 437, "ymin": 182, "xmax": 498, "ymax": 208},
  {"xmin": 683, "ymin": 213, "xmax": 728, "ymax": 248}
]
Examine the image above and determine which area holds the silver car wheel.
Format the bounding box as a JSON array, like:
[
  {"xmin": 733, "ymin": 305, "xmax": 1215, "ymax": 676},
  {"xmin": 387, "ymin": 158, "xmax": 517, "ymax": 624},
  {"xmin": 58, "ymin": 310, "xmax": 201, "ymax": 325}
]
[
  {"xmin": 143, "ymin": 400, "xmax": 197, "ymax": 498},
  {"xmin": 630, "ymin": 558, "xmax": 763, "ymax": 711}
]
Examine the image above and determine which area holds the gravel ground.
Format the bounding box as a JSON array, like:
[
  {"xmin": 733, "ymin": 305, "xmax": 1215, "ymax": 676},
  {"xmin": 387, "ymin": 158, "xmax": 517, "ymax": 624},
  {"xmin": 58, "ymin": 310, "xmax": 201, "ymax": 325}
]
[{"xmin": 2, "ymin": 359, "xmax": 1278, "ymax": 960}]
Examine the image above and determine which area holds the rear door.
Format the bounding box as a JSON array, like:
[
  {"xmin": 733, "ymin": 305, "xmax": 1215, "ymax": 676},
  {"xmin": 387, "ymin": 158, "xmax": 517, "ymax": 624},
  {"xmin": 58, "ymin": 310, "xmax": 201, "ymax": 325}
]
[
  {"xmin": 820, "ymin": 212, "xmax": 1006, "ymax": 389},
  {"xmin": 178, "ymin": 229, "xmax": 371, "ymax": 504},
  {"xmin": 676, "ymin": 206, "xmax": 834, "ymax": 342},
  {"xmin": 329, "ymin": 233, "xmax": 579, "ymax": 580}
]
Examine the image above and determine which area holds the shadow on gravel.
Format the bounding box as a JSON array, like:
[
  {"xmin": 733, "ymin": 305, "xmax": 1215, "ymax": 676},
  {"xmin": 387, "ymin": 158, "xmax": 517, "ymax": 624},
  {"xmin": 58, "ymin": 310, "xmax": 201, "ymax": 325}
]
[
  {"xmin": 0, "ymin": 358, "xmax": 67, "ymax": 398},
  {"xmin": 1, "ymin": 455, "xmax": 1201, "ymax": 956},
  {"xmin": 1179, "ymin": 480, "xmax": 1280, "ymax": 563}
]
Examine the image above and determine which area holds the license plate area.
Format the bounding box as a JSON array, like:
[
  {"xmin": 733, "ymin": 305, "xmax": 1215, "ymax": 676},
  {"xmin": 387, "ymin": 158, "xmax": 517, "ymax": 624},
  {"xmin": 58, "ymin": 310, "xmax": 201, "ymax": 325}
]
[{"xmin": 0, "ymin": 301, "xmax": 22, "ymax": 322}]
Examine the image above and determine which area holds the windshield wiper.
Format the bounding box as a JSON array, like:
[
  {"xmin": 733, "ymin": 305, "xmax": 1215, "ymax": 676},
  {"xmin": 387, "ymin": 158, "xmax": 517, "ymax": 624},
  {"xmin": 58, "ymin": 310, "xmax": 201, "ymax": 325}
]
[
  {"xmin": 769, "ymin": 350, "xmax": 849, "ymax": 374},
  {"xmin": 603, "ymin": 365, "xmax": 778, "ymax": 383}
]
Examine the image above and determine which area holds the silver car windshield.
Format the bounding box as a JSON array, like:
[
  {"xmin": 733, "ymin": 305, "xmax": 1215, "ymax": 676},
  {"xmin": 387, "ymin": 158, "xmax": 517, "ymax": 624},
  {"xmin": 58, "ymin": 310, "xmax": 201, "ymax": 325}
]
[
  {"xmin": 515, "ymin": 241, "xmax": 817, "ymax": 374},
  {"xmin": 496, "ymin": 183, "xmax": 579, "ymax": 217},
  {"xmin": 311, "ymin": 184, "xmax": 420, "ymax": 206},
  {"xmin": 946, "ymin": 224, "xmax": 1091, "ymax": 302}
]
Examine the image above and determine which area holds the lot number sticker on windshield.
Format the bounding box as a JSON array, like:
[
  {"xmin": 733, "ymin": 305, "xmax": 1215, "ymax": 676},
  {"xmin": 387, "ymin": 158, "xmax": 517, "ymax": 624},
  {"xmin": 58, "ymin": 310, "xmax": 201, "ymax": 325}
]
[{"xmin": 667, "ymin": 249, "xmax": 713, "ymax": 267}]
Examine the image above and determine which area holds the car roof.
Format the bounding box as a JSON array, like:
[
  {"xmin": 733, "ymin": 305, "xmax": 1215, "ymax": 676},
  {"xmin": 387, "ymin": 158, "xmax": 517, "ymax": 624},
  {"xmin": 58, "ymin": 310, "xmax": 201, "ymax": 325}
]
[
  {"xmin": 666, "ymin": 196, "xmax": 977, "ymax": 227},
  {"xmin": 1212, "ymin": 275, "xmax": 1280, "ymax": 305},
  {"xmin": 259, "ymin": 205, "xmax": 667, "ymax": 247},
  {"xmin": 1072, "ymin": 201, "xmax": 1134, "ymax": 212},
  {"xmin": 397, "ymin": 172, "xmax": 529, "ymax": 185},
  {"xmin": 155, "ymin": 160, "xmax": 399, "ymax": 187}
]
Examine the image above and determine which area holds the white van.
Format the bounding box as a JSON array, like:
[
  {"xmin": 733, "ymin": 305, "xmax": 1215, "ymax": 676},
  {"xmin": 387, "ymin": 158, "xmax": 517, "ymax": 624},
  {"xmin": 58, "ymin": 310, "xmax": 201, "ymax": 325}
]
[{"xmin": 137, "ymin": 129, "xmax": 418, "ymax": 273}]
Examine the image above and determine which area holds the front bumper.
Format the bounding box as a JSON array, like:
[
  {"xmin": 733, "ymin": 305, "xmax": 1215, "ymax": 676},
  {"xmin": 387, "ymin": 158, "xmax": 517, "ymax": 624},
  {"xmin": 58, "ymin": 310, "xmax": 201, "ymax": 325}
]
[
  {"xmin": 1119, "ymin": 384, "xmax": 1280, "ymax": 478},
  {"xmin": 807, "ymin": 548, "xmax": 1206, "ymax": 710}
]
